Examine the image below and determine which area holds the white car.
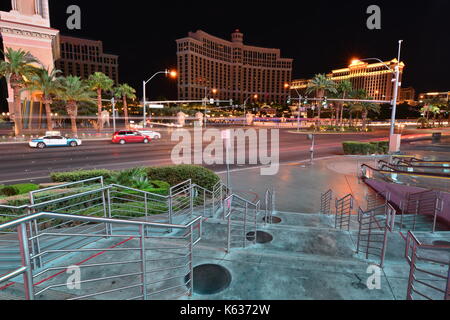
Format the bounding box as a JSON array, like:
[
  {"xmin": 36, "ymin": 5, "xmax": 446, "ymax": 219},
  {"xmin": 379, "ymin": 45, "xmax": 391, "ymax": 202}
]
[
  {"xmin": 29, "ymin": 136, "xmax": 82, "ymax": 149},
  {"xmin": 138, "ymin": 131, "xmax": 161, "ymax": 140}
]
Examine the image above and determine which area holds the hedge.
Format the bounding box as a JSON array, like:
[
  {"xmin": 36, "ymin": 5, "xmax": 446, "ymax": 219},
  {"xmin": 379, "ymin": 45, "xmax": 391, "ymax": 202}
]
[
  {"xmin": 343, "ymin": 141, "xmax": 389, "ymax": 155},
  {"xmin": 51, "ymin": 165, "xmax": 221, "ymax": 191},
  {"xmin": 51, "ymin": 169, "xmax": 113, "ymax": 182},
  {"xmin": 146, "ymin": 165, "xmax": 220, "ymax": 190}
]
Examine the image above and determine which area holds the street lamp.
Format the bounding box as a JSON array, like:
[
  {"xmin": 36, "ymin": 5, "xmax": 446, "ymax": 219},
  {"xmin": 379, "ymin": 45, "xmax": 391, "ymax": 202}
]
[
  {"xmin": 285, "ymin": 84, "xmax": 305, "ymax": 132},
  {"xmin": 142, "ymin": 69, "xmax": 177, "ymax": 128},
  {"xmin": 356, "ymin": 40, "xmax": 404, "ymax": 152}
]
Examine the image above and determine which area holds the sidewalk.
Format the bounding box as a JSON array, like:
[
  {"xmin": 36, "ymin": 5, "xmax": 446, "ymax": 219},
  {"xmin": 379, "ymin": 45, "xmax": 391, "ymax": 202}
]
[{"xmin": 218, "ymin": 155, "xmax": 387, "ymax": 214}]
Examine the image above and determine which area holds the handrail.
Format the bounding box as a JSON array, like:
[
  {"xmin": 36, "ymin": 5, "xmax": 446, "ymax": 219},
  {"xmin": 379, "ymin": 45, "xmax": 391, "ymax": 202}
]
[
  {"xmin": 361, "ymin": 164, "xmax": 450, "ymax": 179},
  {"xmin": 30, "ymin": 177, "xmax": 104, "ymax": 197},
  {"xmin": 109, "ymin": 184, "xmax": 169, "ymax": 199},
  {"xmin": 0, "ymin": 211, "xmax": 203, "ymax": 232},
  {"xmin": 379, "ymin": 160, "xmax": 450, "ymax": 170}
]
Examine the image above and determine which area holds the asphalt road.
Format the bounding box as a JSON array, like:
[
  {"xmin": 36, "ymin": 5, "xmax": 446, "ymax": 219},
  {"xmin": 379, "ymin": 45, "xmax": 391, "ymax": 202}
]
[{"xmin": 0, "ymin": 128, "xmax": 429, "ymax": 185}]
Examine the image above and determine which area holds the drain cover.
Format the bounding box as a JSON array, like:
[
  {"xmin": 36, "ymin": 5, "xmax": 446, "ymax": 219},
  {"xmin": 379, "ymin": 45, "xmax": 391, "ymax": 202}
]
[
  {"xmin": 186, "ymin": 264, "xmax": 231, "ymax": 295},
  {"xmin": 246, "ymin": 231, "xmax": 273, "ymax": 244},
  {"xmin": 262, "ymin": 216, "xmax": 282, "ymax": 224},
  {"xmin": 433, "ymin": 240, "xmax": 450, "ymax": 247}
]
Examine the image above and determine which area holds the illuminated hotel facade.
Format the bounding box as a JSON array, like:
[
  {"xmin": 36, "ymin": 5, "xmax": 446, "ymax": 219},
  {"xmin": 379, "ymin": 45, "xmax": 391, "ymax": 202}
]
[
  {"xmin": 176, "ymin": 30, "xmax": 293, "ymax": 104},
  {"xmin": 55, "ymin": 35, "xmax": 119, "ymax": 84},
  {"xmin": 291, "ymin": 59, "xmax": 405, "ymax": 102}
]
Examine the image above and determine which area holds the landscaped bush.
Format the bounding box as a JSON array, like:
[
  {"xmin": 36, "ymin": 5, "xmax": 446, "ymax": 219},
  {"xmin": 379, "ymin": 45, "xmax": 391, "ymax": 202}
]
[
  {"xmin": 0, "ymin": 186, "xmax": 20, "ymax": 197},
  {"xmin": 147, "ymin": 165, "xmax": 220, "ymax": 190},
  {"xmin": 51, "ymin": 165, "xmax": 220, "ymax": 191},
  {"xmin": 343, "ymin": 141, "xmax": 388, "ymax": 155},
  {"xmin": 51, "ymin": 169, "xmax": 113, "ymax": 182}
]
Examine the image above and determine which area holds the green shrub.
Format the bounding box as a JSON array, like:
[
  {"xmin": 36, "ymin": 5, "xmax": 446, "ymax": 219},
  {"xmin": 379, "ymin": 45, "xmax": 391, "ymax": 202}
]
[
  {"xmin": 147, "ymin": 165, "xmax": 220, "ymax": 190},
  {"xmin": 0, "ymin": 186, "xmax": 20, "ymax": 197},
  {"xmin": 14, "ymin": 184, "xmax": 39, "ymax": 195},
  {"xmin": 343, "ymin": 141, "xmax": 389, "ymax": 155},
  {"xmin": 51, "ymin": 170, "xmax": 113, "ymax": 182}
]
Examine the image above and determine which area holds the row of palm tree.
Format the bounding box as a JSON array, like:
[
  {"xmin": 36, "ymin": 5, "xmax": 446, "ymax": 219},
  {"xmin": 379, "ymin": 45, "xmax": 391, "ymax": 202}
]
[
  {"xmin": 305, "ymin": 74, "xmax": 380, "ymax": 129},
  {"xmin": 0, "ymin": 48, "xmax": 137, "ymax": 136}
]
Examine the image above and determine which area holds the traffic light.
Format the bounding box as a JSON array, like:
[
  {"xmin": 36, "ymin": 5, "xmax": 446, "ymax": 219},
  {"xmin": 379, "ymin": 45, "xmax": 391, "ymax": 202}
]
[
  {"xmin": 287, "ymin": 96, "xmax": 291, "ymax": 104},
  {"xmin": 322, "ymin": 96, "xmax": 328, "ymax": 106},
  {"xmin": 303, "ymin": 98, "xmax": 308, "ymax": 105}
]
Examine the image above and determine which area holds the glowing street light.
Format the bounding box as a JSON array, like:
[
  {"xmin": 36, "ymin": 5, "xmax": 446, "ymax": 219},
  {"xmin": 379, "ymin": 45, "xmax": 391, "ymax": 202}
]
[{"xmin": 142, "ymin": 69, "xmax": 177, "ymax": 128}]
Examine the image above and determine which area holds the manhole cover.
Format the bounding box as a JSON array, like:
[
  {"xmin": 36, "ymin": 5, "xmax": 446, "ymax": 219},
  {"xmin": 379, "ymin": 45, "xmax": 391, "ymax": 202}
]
[
  {"xmin": 433, "ymin": 240, "xmax": 450, "ymax": 247},
  {"xmin": 262, "ymin": 216, "xmax": 282, "ymax": 224},
  {"xmin": 185, "ymin": 264, "xmax": 232, "ymax": 295},
  {"xmin": 246, "ymin": 231, "xmax": 273, "ymax": 244}
]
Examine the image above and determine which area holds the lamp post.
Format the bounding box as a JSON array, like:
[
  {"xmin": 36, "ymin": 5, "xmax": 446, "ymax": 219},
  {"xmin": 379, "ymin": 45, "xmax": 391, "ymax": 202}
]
[
  {"xmin": 142, "ymin": 69, "xmax": 177, "ymax": 128},
  {"xmin": 357, "ymin": 40, "xmax": 404, "ymax": 152}
]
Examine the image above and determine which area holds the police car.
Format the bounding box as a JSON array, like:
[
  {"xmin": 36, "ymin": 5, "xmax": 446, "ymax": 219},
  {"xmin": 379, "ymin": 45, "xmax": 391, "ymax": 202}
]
[{"xmin": 29, "ymin": 132, "xmax": 82, "ymax": 149}]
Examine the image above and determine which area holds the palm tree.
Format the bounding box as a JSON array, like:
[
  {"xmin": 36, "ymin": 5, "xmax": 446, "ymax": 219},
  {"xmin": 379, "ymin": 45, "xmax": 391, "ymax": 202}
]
[
  {"xmin": 336, "ymin": 80, "xmax": 353, "ymax": 127},
  {"xmin": 306, "ymin": 74, "xmax": 337, "ymax": 123},
  {"xmin": 114, "ymin": 84, "xmax": 136, "ymax": 129},
  {"xmin": 0, "ymin": 48, "xmax": 39, "ymax": 135},
  {"xmin": 87, "ymin": 72, "xmax": 114, "ymax": 132},
  {"xmin": 56, "ymin": 76, "xmax": 95, "ymax": 137},
  {"xmin": 348, "ymin": 90, "xmax": 380, "ymax": 130},
  {"xmin": 23, "ymin": 68, "xmax": 61, "ymax": 131}
]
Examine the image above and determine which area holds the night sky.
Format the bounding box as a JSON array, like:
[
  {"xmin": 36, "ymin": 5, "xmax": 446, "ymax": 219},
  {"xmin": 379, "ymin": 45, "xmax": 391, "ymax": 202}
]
[{"xmin": 1, "ymin": 0, "xmax": 450, "ymax": 100}]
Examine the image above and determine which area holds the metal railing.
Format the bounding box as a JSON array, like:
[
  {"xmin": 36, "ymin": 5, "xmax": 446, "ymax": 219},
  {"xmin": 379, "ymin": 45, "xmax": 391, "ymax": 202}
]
[
  {"xmin": 335, "ymin": 194, "xmax": 354, "ymax": 231},
  {"xmin": 398, "ymin": 190, "xmax": 442, "ymax": 233},
  {"xmin": 357, "ymin": 203, "xmax": 396, "ymax": 267},
  {"xmin": 366, "ymin": 191, "xmax": 390, "ymax": 211},
  {"xmin": 320, "ymin": 189, "xmax": 333, "ymax": 215},
  {"xmin": 223, "ymin": 194, "xmax": 260, "ymax": 253},
  {"xmin": 0, "ymin": 212, "xmax": 202, "ymax": 300},
  {"xmin": 264, "ymin": 189, "xmax": 275, "ymax": 225},
  {"xmin": 212, "ymin": 181, "xmax": 232, "ymax": 218},
  {"xmin": 405, "ymin": 231, "xmax": 450, "ymax": 300}
]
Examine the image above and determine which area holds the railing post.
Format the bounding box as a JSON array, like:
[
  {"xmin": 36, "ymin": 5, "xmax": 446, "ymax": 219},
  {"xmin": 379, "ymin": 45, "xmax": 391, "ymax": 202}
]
[
  {"xmin": 203, "ymin": 190, "xmax": 206, "ymax": 217},
  {"xmin": 254, "ymin": 204, "xmax": 258, "ymax": 245},
  {"xmin": 168, "ymin": 196, "xmax": 173, "ymax": 233},
  {"xmin": 406, "ymin": 244, "xmax": 418, "ymax": 300},
  {"xmin": 144, "ymin": 193, "xmax": 148, "ymax": 218},
  {"xmin": 227, "ymin": 214, "xmax": 231, "ymax": 253},
  {"xmin": 356, "ymin": 209, "xmax": 363, "ymax": 254},
  {"xmin": 139, "ymin": 225, "xmax": 148, "ymax": 300},
  {"xmin": 106, "ymin": 188, "xmax": 112, "ymax": 236},
  {"xmin": 17, "ymin": 223, "xmax": 34, "ymax": 300},
  {"xmin": 244, "ymin": 203, "xmax": 248, "ymax": 248},
  {"xmin": 190, "ymin": 186, "xmax": 194, "ymax": 217},
  {"xmin": 189, "ymin": 224, "xmax": 194, "ymax": 296},
  {"xmin": 445, "ymin": 265, "xmax": 450, "ymax": 301}
]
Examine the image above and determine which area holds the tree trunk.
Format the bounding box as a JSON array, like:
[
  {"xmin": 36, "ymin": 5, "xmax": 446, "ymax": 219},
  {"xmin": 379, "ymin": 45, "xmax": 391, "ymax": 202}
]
[
  {"xmin": 362, "ymin": 111, "xmax": 368, "ymax": 131},
  {"xmin": 66, "ymin": 100, "xmax": 78, "ymax": 137},
  {"xmin": 123, "ymin": 95, "xmax": 129, "ymax": 129},
  {"xmin": 97, "ymin": 88, "xmax": 103, "ymax": 132},
  {"xmin": 44, "ymin": 97, "xmax": 53, "ymax": 131},
  {"xmin": 12, "ymin": 85, "xmax": 23, "ymax": 136},
  {"xmin": 335, "ymin": 105, "xmax": 340, "ymax": 127}
]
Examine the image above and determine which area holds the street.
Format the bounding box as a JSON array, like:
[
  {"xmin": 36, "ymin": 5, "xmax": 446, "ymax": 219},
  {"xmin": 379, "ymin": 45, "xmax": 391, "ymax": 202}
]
[{"xmin": 0, "ymin": 127, "xmax": 409, "ymax": 185}]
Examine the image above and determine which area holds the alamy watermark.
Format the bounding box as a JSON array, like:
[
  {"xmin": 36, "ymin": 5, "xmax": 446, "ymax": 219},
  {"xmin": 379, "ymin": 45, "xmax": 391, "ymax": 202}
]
[
  {"xmin": 171, "ymin": 127, "xmax": 280, "ymax": 176},
  {"xmin": 366, "ymin": 265, "xmax": 382, "ymax": 290},
  {"xmin": 367, "ymin": 5, "xmax": 381, "ymax": 30},
  {"xmin": 66, "ymin": 5, "xmax": 81, "ymax": 30}
]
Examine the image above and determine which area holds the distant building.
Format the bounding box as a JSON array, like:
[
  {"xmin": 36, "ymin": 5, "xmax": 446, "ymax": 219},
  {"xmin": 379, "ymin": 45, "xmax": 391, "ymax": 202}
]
[
  {"xmin": 418, "ymin": 92, "xmax": 450, "ymax": 104},
  {"xmin": 399, "ymin": 87, "xmax": 416, "ymax": 105},
  {"xmin": 176, "ymin": 30, "xmax": 293, "ymax": 104},
  {"xmin": 292, "ymin": 59, "xmax": 405, "ymax": 103},
  {"xmin": 55, "ymin": 35, "xmax": 119, "ymax": 84}
]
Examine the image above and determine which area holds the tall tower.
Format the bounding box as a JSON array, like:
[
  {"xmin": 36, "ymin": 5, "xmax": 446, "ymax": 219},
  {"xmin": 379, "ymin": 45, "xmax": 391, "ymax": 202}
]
[{"xmin": 0, "ymin": 0, "xmax": 60, "ymax": 120}]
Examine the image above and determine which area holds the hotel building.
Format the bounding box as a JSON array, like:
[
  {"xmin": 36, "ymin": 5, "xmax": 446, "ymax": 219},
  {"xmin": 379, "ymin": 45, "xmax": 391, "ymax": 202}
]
[
  {"xmin": 0, "ymin": 0, "xmax": 60, "ymax": 116},
  {"xmin": 418, "ymin": 91, "xmax": 450, "ymax": 104},
  {"xmin": 291, "ymin": 59, "xmax": 405, "ymax": 102},
  {"xmin": 55, "ymin": 35, "xmax": 119, "ymax": 84},
  {"xmin": 176, "ymin": 30, "xmax": 293, "ymax": 104}
]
